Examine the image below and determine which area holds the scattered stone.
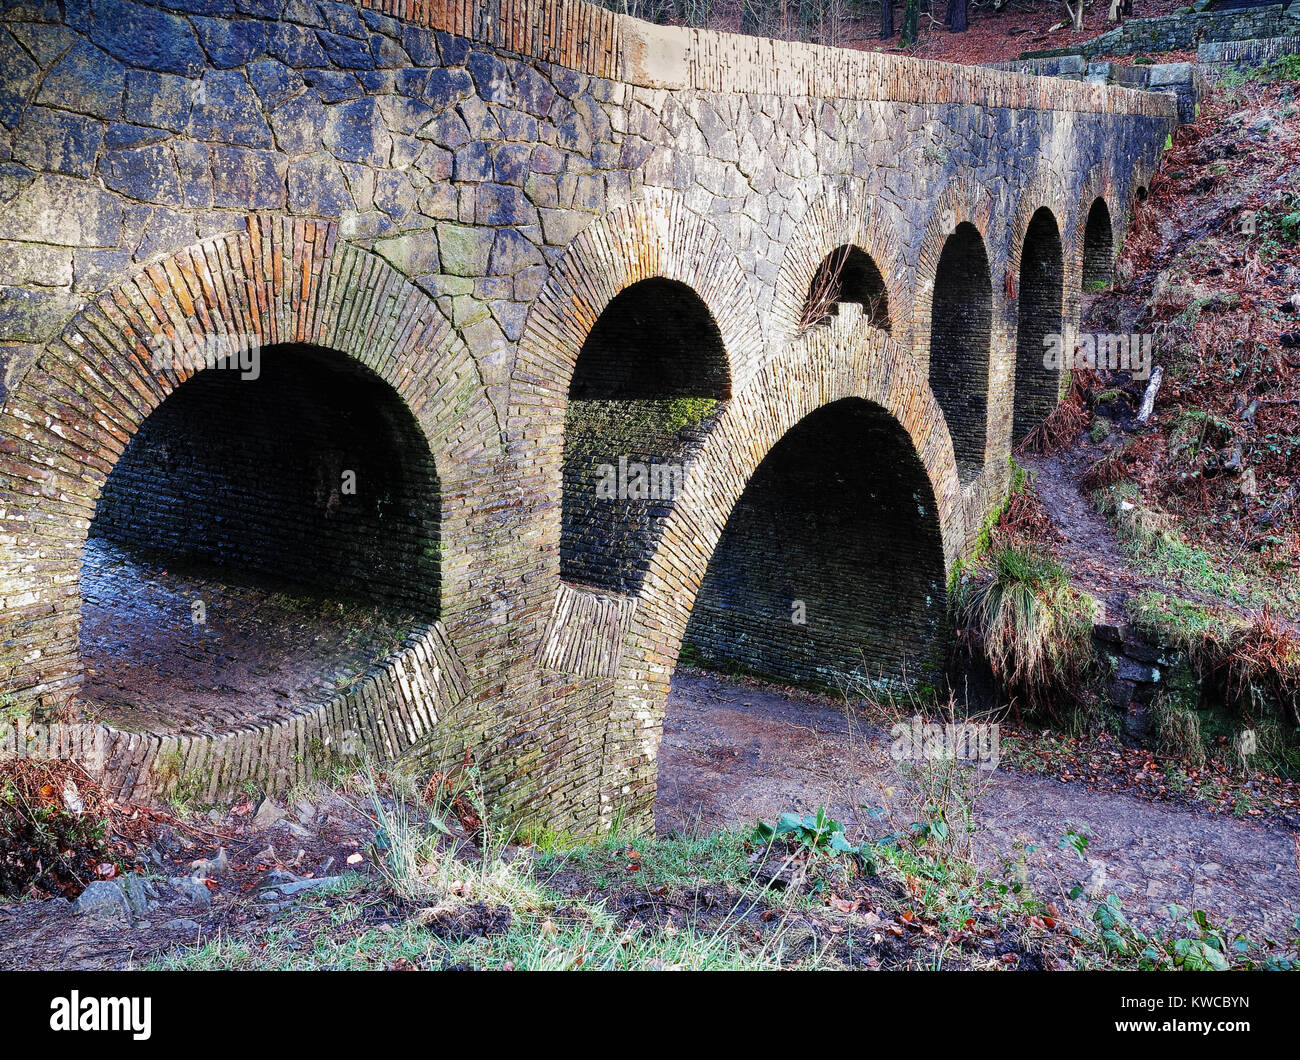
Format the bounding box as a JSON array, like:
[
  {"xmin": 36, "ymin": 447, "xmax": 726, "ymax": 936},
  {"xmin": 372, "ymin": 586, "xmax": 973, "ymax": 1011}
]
[
  {"xmin": 73, "ymin": 880, "xmax": 131, "ymax": 918},
  {"xmin": 253, "ymin": 800, "xmax": 286, "ymax": 830},
  {"xmin": 190, "ymin": 847, "xmax": 229, "ymax": 877},
  {"xmin": 169, "ymin": 877, "xmax": 213, "ymax": 909}
]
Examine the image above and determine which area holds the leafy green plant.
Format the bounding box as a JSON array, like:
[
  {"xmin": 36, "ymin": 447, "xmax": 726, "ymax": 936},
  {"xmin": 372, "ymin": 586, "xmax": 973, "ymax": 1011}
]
[
  {"xmin": 1082, "ymin": 894, "xmax": 1299, "ymax": 970},
  {"xmin": 751, "ymin": 807, "xmax": 859, "ymax": 857}
]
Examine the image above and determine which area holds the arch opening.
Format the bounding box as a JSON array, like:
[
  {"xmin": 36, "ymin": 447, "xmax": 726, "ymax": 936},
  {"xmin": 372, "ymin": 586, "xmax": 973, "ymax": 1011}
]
[
  {"xmin": 800, "ymin": 245, "xmax": 891, "ymax": 331},
  {"xmin": 928, "ymin": 222, "xmax": 992, "ymax": 483},
  {"xmin": 1013, "ymin": 207, "xmax": 1065, "ymax": 443},
  {"xmin": 680, "ymin": 397, "xmax": 948, "ymax": 691},
  {"xmin": 561, "ymin": 278, "xmax": 730, "ymax": 595},
  {"xmin": 80, "ymin": 343, "xmax": 440, "ymax": 735},
  {"xmin": 1083, "ymin": 197, "xmax": 1114, "ymax": 289}
]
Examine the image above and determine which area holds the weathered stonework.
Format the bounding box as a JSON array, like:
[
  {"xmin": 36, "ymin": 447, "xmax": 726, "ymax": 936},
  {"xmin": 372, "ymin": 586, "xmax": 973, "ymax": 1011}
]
[{"xmin": 0, "ymin": 0, "xmax": 1175, "ymax": 834}]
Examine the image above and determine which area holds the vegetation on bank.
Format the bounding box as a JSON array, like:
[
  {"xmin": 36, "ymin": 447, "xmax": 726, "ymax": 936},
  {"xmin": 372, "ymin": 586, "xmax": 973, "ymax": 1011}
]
[{"xmin": 140, "ymin": 763, "xmax": 1300, "ymax": 971}]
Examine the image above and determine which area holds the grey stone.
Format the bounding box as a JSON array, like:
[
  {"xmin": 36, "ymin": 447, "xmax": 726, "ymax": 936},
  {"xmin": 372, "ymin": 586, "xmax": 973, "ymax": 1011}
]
[
  {"xmin": 0, "ymin": 174, "xmax": 122, "ymax": 246},
  {"xmin": 267, "ymin": 22, "xmax": 329, "ymax": 67},
  {"xmin": 287, "ymin": 153, "xmax": 353, "ymax": 216},
  {"xmin": 475, "ymin": 183, "xmax": 537, "ymax": 227},
  {"xmin": 319, "ymin": 29, "xmax": 373, "ymax": 70},
  {"xmin": 252, "ymin": 798, "xmax": 286, "ymax": 829},
  {"xmin": 436, "ymin": 223, "xmax": 493, "ymax": 277},
  {"xmin": 324, "ymin": 98, "xmax": 392, "ymax": 164},
  {"xmin": 374, "ymin": 229, "xmax": 439, "ymax": 275},
  {"xmin": 418, "ymin": 110, "xmax": 470, "ymax": 149},
  {"xmin": 209, "ymin": 145, "xmax": 285, "ymax": 209},
  {"xmin": 193, "ymin": 17, "xmax": 269, "ymax": 69},
  {"xmin": 422, "ymin": 67, "xmax": 474, "ymax": 113},
  {"xmin": 489, "ymin": 228, "xmax": 543, "ymax": 276},
  {"xmin": 121, "ymin": 874, "xmax": 159, "ymax": 913},
  {"xmin": 169, "ymin": 876, "xmax": 213, "ymax": 908},
  {"xmin": 452, "ymin": 141, "xmax": 492, "ymax": 182},
  {"xmin": 101, "ymin": 143, "xmax": 184, "ymax": 206},
  {"xmin": 35, "ymin": 40, "xmax": 126, "ymax": 121},
  {"xmin": 13, "ymin": 108, "xmax": 104, "ymax": 178},
  {"xmin": 123, "ymin": 70, "xmax": 193, "ymax": 133},
  {"xmin": 89, "ymin": 0, "xmax": 207, "ymax": 77},
  {"xmin": 247, "ymin": 59, "xmax": 304, "ymax": 110},
  {"xmin": 270, "ymin": 91, "xmax": 328, "ymax": 156},
  {"xmin": 73, "ymin": 880, "xmax": 130, "ymax": 918},
  {"xmin": 188, "ymin": 70, "xmax": 273, "ymax": 148}
]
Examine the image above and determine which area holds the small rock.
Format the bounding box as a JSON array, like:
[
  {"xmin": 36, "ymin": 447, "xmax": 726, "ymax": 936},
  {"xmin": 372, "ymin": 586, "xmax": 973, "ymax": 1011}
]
[
  {"xmin": 163, "ymin": 917, "xmax": 201, "ymax": 931},
  {"xmin": 190, "ymin": 847, "xmax": 229, "ymax": 877},
  {"xmin": 73, "ymin": 880, "xmax": 130, "ymax": 918},
  {"xmin": 252, "ymin": 799, "xmax": 286, "ymax": 830},
  {"xmin": 295, "ymin": 799, "xmax": 316, "ymax": 823},
  {"xmin": 169, "ymin": 876, "xmax": 213, "ymax": 909},
  {"xmin": 121, "ymin": 875, "xmax": 159, "ymax": 914},
  {"xmin": 276, "ymin": 875, "xmax": 344, "ymax": 895}
]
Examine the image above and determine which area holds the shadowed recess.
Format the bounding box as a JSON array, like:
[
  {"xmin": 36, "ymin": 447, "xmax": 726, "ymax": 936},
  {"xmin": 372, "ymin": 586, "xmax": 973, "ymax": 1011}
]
[
  {"xmin": 801, "ymin": 244, "xmax": 891, "ymax": 330},
  {"xmin": 79, "ymin": 344, "xmax": 441, "ymax": 734},
  {"xmin": 562, "ymin": 279, "xmax": 730, "ymax": 594},
  {"xmin": 681, "ymin": 397, "xmax": 948, "ymax": 690},
  {"xmin": 90, "ymin": 343, "xmax": 440, "ymax": 614},
  {"xmin": 929, "ymin": 222, "xmax": 992, "ymax": 482},
  {"xmin": 1083, "ymin": 197, "xmax": 1114, "ymax": 288},
  {"xmin": 1014, "ymin": 207, "xmax": 1065, "ymax": 442}
]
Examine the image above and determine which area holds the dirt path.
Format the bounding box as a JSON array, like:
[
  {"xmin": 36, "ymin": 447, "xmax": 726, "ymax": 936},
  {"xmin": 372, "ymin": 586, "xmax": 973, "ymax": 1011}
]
[{"xmin": 657, "ymin": 672, "xmax": 1300, "ymax": 941}]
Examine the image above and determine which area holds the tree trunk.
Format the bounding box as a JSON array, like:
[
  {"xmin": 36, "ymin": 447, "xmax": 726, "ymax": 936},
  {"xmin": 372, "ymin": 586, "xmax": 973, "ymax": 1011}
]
[
  {"xmin": 880, "ymin": 0, "xmax": 894, "ymax": 38},
  {"xmin": 948, "ymin": 0, "xmax": 968, "ymax": 31},
  {"xmin": 900, "ymin": 0, "xmax": 920, "ymax": 46}
]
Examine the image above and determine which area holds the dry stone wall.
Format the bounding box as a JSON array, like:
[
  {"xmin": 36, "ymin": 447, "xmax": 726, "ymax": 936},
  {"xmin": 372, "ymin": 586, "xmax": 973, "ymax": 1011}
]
[{"xmin": 0, "ymin": 0, "xmax": 1175, "ymax": 834}]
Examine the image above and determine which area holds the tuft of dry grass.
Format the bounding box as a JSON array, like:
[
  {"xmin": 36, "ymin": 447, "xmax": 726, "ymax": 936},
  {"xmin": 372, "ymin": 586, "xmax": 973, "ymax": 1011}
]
[{"xmin": 1017, "ymin": 370, "xmax": 1098, "ymax": 456}]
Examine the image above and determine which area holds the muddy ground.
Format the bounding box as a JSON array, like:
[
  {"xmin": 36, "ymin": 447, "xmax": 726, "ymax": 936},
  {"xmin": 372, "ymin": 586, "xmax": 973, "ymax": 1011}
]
[{"xmin": 658, "ymin": 671, "xmax": 1300, "ymax": 943}]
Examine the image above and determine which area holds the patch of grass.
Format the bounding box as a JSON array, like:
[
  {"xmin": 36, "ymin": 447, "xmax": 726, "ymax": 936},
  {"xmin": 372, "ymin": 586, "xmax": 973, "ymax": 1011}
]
[
  {"xmin": 1126, "ymin": 591, "xmax": 1243, "ymax": 658},
  {"xmin": 1151, "ymin": 693, "xmax": 1207, "ymax": 770}
]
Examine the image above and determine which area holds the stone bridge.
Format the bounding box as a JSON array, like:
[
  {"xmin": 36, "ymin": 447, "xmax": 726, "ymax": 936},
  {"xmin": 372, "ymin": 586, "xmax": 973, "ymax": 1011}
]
[{"xmin": 0, "ymin": 0, "xmax": 1175, "ymax": 833}]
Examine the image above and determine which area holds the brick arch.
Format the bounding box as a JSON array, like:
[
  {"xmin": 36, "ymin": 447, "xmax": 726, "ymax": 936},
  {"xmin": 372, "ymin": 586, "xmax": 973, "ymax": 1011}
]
[
  {"xmin": 1009, "ymin": 186, "xmax": 1069, "ymax": 441},
  {"xmin": 1073, "ymin": 166, "xmax": 1120, "ymax": 289},
  {"xmin": 912, "ymin": 176, "xmax": 1007, "ymax": 485},
  {"xmin": 591, "ymin": 320, "xmax": 964, "ymax": 825},
  {"xmin": 511, "ymin": 190, "xmax": 763, "ymax": 631},
  {"xmin": 911, "ymin": 175, "xmax": 1006, "ymax": 374},
  {"xmin": 770, "ymin": 183, "xmax": 911, "ymax": 348},
  {"xmin": 0, "ymin": 216, "xmax": 495, "ymax": 798},
  {"xmin": 1006, "ymin": 177, "xmax": 1070, "ymax": 286},
  {"xmin": 512, "ymin": 189, "xmax": 764, "ymax": 406}
]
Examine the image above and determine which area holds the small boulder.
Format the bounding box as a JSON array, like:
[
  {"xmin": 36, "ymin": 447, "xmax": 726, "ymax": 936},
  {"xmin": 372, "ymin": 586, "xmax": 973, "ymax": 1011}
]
[
  {"xmin": 252, "ymin": 799, "xmax": 286, "ymax": 830},
  {"xmin": 73, "ymin": 880, "xmax": 130, "ymax": 918}
]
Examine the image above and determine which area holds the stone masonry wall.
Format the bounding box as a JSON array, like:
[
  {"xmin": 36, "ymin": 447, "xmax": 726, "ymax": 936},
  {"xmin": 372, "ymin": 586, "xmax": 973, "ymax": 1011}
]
[{"xmin": 0, "ymin": 0, "xmax": 1176, "ymax": 834}]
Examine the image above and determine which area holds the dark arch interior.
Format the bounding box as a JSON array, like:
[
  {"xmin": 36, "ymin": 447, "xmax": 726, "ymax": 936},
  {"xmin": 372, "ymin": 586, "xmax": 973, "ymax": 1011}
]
[
  {"xmin": 682, "ymin": 397, "xmax": 948, "ymax": 690},
  {"xmin": 1082, "ymin": 198, "xmax": 1114, "ymax": 289},
  {"xmin": 562, "ymin": 278, "xmax": 730, "ymax": 594},
  {"xmin": 80, "ymin": 343, "xmax": 440, "ymax": 735},
  {"xmin": 1013, "ymin": 207, "xmax": 1065, "ymax": 443},
  {"xmin": 929, "ymin": 222, "xmax": 991, "ymax": 482},
  {"xmin": 800, "ymin": 245, "xmax": 891, "ymax": 330}
]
